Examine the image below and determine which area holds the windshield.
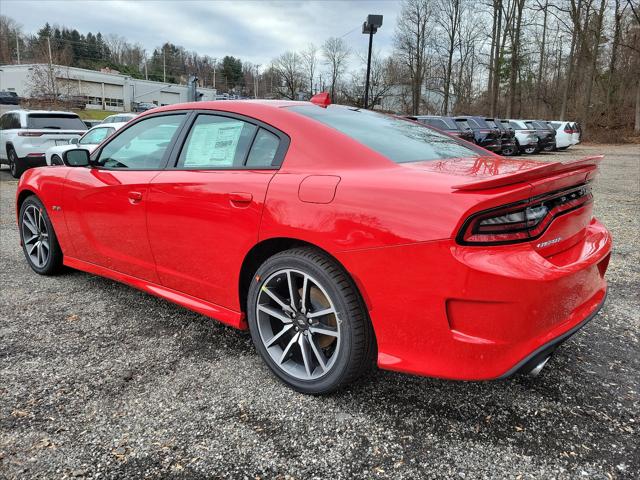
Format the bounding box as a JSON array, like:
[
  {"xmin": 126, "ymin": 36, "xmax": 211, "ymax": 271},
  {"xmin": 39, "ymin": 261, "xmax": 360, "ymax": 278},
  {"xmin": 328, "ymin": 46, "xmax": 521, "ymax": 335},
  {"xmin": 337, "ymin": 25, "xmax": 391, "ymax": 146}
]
[
  {"xmin": 289, "ymin": 106, "xmax": 480, "ymax": 163},
  {"xmin": 27, "ymin": 114, "xmax": 87, "ymax": 130}
]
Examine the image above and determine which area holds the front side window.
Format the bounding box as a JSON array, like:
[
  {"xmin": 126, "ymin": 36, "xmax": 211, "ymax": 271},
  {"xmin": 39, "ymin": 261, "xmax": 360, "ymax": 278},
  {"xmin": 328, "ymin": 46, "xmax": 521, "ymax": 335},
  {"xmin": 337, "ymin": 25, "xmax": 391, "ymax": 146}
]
[
  {"xmin": 80, "ymin": 127, "xmax": 114, "ymax": 145},
  {"xmin": 177, "ymin": 114, "xmax": 257, "ymax": 169},
  {"xmin": 290, "ymin": 106, "xmax": 479, "ymax": 164},
  {"xmin": 97, "ymin": 114, "xmax": 185, "ymax": 169}
]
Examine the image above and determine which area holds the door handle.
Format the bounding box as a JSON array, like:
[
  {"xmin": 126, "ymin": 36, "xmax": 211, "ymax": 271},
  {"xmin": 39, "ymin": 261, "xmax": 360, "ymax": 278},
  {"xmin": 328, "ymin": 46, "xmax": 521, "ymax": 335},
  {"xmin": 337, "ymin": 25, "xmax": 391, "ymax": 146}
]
[
  {"xmin": 128, "ymin": 191, "xmax": 143, "ymax": 203},
  {"xmin": 228, "ymin": 192, "xmax": 253, "ymax": 205}
]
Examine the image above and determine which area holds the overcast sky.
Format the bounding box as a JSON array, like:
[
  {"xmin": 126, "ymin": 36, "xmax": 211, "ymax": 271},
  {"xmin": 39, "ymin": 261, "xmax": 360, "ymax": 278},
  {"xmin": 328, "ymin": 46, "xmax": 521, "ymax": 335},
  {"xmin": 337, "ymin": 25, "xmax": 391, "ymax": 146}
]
[{"xmin": 2, "ymin": 0, "xmax": 400, "ymax": 67}]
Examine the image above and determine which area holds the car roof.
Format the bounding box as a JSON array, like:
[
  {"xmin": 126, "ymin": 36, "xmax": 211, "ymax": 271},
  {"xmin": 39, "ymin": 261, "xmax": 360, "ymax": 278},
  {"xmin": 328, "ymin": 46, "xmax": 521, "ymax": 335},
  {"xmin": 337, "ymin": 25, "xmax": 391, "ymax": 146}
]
[
  {"xmin": 3, "ymin": 109, "xmax": 80, "ymax": 116},
  {"xmin": 89, "ymin": 122, "xmax": 128, "ymax": 131}
]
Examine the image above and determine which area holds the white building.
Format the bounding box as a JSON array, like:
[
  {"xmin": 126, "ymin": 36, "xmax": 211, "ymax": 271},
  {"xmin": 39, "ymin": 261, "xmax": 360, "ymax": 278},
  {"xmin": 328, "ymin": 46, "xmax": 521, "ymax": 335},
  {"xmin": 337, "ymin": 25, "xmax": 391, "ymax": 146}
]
[{"xmin": 0, "ymin": 64, "xmax": 218, "ymax": 112}]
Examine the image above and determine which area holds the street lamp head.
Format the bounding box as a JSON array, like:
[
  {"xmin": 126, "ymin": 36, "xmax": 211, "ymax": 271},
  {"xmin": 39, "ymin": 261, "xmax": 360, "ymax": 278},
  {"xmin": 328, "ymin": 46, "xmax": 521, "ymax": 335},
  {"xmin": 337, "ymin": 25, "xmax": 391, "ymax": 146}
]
[{"xmin": 362, "ymin": 14, "xmax": 383, "ymax": 34}]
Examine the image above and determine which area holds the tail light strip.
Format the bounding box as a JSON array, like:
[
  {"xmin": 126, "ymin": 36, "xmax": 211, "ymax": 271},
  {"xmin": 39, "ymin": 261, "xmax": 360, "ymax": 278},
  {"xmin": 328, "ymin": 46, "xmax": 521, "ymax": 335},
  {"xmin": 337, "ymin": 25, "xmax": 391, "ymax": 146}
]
[{"xmin": 458, "ymin": 183, "xmax": 593, "ymax": 245}]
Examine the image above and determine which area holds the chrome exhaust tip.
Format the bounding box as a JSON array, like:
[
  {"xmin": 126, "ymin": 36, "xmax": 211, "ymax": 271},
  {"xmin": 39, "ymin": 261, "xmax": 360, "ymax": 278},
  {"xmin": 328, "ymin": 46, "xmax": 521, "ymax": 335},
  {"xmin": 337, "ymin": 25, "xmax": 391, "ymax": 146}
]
[{"xmin": 528, "ymin": 356, "xmax": 550, "ymax": 377}]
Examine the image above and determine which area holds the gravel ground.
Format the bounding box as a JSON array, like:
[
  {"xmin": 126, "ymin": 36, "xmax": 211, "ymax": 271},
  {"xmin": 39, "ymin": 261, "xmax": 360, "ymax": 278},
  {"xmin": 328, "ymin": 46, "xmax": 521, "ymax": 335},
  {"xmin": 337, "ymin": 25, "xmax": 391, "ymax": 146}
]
[{"xmin": 0, "ymin": 144, "xmax": 638, "ymax": 479}]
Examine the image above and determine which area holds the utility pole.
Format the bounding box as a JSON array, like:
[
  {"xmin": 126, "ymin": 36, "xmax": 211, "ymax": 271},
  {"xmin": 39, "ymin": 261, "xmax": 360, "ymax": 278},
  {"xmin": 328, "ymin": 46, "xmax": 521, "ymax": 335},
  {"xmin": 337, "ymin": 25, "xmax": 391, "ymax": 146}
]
[
  {"xmin": 213, "ymin": 59, "xmax": 217, "ymax": 89},
  {"xmin": 163, "ymin": 45, "xmax": 166, "ymax": 83},
  {"xmin": 254, "ymin": 64, "xmax": 260, "ymax": 99},
  {"xmin": 47, "ymin": 36, "xmax": 54, "ymax": 94},
  {"xmin": 16, "ymin": 34, "xmax": 20, "ymax": 64},
  {"xmin": 362, "ymin": 15, "xmax": 383, "ymax": 109}
]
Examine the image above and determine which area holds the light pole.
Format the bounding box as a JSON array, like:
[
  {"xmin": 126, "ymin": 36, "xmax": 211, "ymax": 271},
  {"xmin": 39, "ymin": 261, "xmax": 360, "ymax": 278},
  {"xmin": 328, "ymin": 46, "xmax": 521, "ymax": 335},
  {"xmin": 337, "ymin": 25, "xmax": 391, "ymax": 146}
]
[{"xmin": 362, "ymin": 14, "xmax": 383, "ymax": 109}]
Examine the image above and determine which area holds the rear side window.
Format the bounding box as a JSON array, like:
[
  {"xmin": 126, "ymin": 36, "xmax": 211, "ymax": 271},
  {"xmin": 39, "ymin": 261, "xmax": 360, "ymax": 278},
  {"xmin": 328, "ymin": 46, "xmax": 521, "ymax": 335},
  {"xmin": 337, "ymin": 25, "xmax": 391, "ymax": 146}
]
[
  {"xmin": 177, "ymin": 114, "xmax": 257, "ymax": 169},
  {"xmin": 246, "ymin": 129, "xmax": 280, "ymax": 167},
  {"xmin": 290, "ymin": 105, "xmax": 479, "ymax": 163},
  {"xmin": 551, "ymin": 122, "xmax": 561, "ymax": 129},
  {"xmin": 27, "ymin": 114, "xmax": 86, "ymax": 130}
]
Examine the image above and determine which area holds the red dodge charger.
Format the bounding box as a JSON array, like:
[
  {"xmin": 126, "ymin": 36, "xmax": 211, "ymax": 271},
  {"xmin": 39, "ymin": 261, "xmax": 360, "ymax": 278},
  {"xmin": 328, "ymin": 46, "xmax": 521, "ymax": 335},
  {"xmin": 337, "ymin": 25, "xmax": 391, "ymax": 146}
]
[{"xmin": 16, "ymin": 99, "xmax": 611, "ymax": 393}]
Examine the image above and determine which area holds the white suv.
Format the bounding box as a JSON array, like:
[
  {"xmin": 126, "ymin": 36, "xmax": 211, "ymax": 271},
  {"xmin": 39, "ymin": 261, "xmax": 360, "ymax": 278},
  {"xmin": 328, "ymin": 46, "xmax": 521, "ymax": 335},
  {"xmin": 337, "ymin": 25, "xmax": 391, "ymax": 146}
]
[{"xmin": 0, "ymin": 110, "xmax": 87, "ymax": 178}]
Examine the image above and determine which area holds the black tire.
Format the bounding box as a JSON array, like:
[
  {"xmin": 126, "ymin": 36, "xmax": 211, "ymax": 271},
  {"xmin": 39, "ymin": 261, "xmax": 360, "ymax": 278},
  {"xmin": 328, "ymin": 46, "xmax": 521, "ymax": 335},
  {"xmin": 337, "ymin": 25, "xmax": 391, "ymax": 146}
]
[
  {"xmin": 522, "ymin": 145, "xmax": 537, "ymax": 154},
  {"xmin": 501, "ymin": 146, "xmax": 516, "ymax": 156},
  {"xmin": 247, "ymin": 247, "xmax": 376, "ymax": 394},
  {"xmin": 51, "ymin": 154, "xmax": 63, "ymax": 166},
  {"xmin": 19, "ymin": 195, "xmax": 63, "ymax": 275},
  {"xmin": 8, "ymin": 146, "xmax": 23, "ymax": 178}
]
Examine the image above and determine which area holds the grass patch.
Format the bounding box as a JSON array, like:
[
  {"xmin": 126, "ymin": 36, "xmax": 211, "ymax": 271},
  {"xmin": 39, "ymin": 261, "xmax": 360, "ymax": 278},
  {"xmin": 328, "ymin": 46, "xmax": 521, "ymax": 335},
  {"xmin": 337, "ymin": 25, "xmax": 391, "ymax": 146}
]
[{"xmin": 73, "ymin": 109, "xmax": 119, "ymax": 120}]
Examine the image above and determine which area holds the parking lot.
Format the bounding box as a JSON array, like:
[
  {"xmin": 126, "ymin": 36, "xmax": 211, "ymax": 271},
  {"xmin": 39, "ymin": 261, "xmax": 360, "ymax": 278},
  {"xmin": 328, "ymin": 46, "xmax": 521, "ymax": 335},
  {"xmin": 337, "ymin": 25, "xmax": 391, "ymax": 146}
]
[{"xmin": 0, "ymin": 144, "xmax": 638, "ymax": 479}]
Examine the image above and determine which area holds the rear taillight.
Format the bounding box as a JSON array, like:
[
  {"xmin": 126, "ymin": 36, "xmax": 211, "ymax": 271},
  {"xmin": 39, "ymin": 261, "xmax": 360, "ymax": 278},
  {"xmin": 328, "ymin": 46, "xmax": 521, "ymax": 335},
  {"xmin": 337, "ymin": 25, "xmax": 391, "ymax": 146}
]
[
  {"xmin": 564, "ymin": 126, "xmax": 573, "ymax": 134},
  {"xmin": 458, "ymin": 184, "xmax": 593, "ymax": 245},
  {"xmin": 18, "ymin": 131, "xmax": 43, "ymax": 137}
]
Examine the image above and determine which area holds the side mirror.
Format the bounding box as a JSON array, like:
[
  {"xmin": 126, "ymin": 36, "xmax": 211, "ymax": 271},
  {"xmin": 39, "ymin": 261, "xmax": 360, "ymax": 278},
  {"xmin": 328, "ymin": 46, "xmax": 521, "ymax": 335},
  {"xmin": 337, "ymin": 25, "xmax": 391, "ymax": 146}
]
[
  {"xmin": 69, "ymin": 137, "xmax": 79, "ymax": 145},
  {"xmin": 62, "ymin": 149, "xmax": 91, "ymax": 167}
]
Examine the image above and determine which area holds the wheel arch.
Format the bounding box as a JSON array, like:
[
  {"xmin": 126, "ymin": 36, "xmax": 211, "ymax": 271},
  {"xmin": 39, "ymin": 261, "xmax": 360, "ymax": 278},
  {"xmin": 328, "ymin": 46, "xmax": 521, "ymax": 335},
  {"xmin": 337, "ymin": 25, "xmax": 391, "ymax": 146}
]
[
  {"xmin": 239, "ymin": 236, "xmax": 374, "ymax": 323},
  {"xmin": 16, "ymin": 188, "xmax": 38, "ymax": 214}
]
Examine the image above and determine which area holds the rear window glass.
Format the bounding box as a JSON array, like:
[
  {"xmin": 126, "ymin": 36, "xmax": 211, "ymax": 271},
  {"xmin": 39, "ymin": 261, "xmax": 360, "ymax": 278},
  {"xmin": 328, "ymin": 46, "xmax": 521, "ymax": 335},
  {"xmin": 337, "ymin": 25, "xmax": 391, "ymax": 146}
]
[
  {"xmin": 531, "ymin": 121, "xmax": 547, "ymax": 129},
  {"xmin": 289, "ymin": 106, "xmax": 479, "ymax": 163},
  {"xmin": 423, "ymin": 118, "xmax": 450, "ymax": 130},
  {"xmin": 485, "ymin": 119, "xmax": 498, "ymax": 128},
  {"xmin": 27, "ymin": 114, "xmax": 87, "ymax": 130},
  {"xmin": 455, "ymin": 119, "xmax": 472, "ymax": 130},
  {"xmin": 551, "ymin": 122, "xmax": 561, "ymax": 129}
]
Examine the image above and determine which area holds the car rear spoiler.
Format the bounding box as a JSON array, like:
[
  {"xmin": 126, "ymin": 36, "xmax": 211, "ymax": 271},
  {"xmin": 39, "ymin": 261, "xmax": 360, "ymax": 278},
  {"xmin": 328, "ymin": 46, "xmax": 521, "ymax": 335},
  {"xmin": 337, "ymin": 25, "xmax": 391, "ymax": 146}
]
[{"xmin": 452, "ymin": 155, "xmax": 604, "ymax": 191}]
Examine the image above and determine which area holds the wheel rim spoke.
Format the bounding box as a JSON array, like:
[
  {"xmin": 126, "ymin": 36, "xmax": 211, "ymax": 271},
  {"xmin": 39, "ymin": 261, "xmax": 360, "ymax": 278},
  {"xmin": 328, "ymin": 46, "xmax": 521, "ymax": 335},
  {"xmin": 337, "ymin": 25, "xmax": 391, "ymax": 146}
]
[
  {"xmin": 266, "ymin": 324, "xmax": 293, "ymax": 347},
  {"xmin": 309, "ymin": 325, "xmax": 339, "ymax": 337},
  {"xmin": 299, "ymin": 334, "xmax": 313, "ymax": 377},
  {"xmin": 300, "ymin": 275, "xmax": 309, "ymax": 314},
  {"xmin": 258, "ymin": 304, "xmax": 292, "ymax": 324},
  {"xmin": 279, "ymin": 332, "xmax": 300, "ymax": 364},
  {"xmin": 307, "ymin": 335, "xmax": 327, "ymax": 372},
  {"xmin": 261, "ymin": 286, "xmax": 293, "ymax": 314},
  {"xmin": 307, "ymin": 307, "xmax": 335, "ymax": 319},
  {"xmin": 286, "ymin": 270, "xmax": 298, "ymax": 311}
]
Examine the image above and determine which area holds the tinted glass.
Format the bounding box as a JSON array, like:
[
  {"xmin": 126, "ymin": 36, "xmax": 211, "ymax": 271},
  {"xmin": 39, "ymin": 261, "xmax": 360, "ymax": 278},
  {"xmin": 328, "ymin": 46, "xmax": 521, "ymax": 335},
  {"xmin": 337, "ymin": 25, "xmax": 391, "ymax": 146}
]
[
  {"xmin": 178, "ymin": 114, "xmax": 257, "ymax": 169},
  {"xmin": 499, "ymin": 120, "xmax": 511, "ymax": 129},
  {"xmin": 551, "ymin": 122, "xmax": 562, "ymax": 129},
  {"xmin": 80, "ymin": 127, "xmax": 114, "ymax": 145},
  {"xmin": 424, "ymin": 118, "xmax": 449, "ymax": 130},
  {"xmin": 455, "ymin": 119, "xmax": 472, "ymax": 130},
  {"xmin": 485, "ymin": 119, "xmax": 498, "ymax": 128},
  {"xmin": 290, "ymin": 106, "xmax": 478, "ymax": 163},
  {"xmin": 98, "ymin": 114, "xmax": 185, "ymax": 169},
  {"xmin": 509, "ymin": 121, "xmax": 523, "ymax": 130},
  {"xmin": 27, "ymin": 114, "xmax": 86, "ymax": 130},
  {"xmin": 246, "ymin": 128, "xmax": 280, "ymax": 167}
]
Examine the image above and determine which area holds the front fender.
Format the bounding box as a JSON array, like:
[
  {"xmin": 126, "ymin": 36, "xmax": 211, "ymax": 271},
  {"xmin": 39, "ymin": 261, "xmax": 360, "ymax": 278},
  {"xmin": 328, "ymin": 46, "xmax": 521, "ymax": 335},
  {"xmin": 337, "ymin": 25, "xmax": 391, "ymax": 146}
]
[{"xmin": 16, "ymin": 167, "xmax": 75, "ymax": 256}]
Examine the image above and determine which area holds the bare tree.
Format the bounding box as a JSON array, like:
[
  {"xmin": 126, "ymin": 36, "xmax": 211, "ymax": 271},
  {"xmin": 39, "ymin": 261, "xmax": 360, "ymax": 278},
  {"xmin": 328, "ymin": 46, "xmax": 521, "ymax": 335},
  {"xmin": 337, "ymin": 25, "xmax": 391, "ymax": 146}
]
[
  {"xmin": 322, "ymin": 37, "xmax": 350, "ymax": 103},
  {"xmin": 435, "ymin": 0, "xmax": 463, "ymax": 114},
  {"xmin": 272, "ymin": 51, "xmax": 304, "ymax": 100},
  {"xmin": 301, "ymin": 43, "xmax": 318, "ymax": 97},
  {"xmin": 395, "ymin": 0, "xmax": 433, "ymax": 114}
]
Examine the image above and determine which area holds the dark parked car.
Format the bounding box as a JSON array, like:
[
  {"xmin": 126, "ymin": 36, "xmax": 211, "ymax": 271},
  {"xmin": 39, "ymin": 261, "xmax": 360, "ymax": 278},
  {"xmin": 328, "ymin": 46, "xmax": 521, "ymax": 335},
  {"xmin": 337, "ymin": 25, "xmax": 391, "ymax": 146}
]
[
  {"xmin": 407, "ymin": 115, "xmax": 475, "ymax": 143},
  {"xmin": 0, "ymin": 91, "xmax": 21, "ymax": 105},
  {"xmin": 132, "ymin": 102, "xmax": 157, "ymax": 112},
  {"xmin": 484, "ymin": 118, "xmax": 517, "ymax": 156},
  {"xmin": 524, "ymin": 120, "xmax": 556, "ymax": 152},
  {"xmin": 454, "ymin": 116, "xmax": 502, "ymax": 152}
]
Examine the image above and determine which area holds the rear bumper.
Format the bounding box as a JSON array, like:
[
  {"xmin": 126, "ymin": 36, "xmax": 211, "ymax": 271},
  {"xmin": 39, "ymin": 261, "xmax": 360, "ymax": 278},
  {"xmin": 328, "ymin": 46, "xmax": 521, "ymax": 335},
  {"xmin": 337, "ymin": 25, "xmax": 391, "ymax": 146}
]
[
  {"xmin": 337, "ymin": 218, "xmax": 612, "ymax": 380},
  {"xmin": 499, "ymin": 289, "xmax": 606, "ymax": 377}
]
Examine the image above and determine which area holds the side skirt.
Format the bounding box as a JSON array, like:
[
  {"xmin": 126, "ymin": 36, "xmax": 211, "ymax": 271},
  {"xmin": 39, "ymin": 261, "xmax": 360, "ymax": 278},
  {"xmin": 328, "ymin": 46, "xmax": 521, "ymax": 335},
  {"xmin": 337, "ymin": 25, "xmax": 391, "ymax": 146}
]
[{"xmin": 63, "ymin": 256, "xmax": 247, "ymax": 329}]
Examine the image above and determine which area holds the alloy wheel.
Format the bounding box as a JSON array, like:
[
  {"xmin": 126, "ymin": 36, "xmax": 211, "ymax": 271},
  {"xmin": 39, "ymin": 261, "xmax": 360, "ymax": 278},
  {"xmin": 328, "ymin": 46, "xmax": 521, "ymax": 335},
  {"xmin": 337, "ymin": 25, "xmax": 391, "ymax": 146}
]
[
  {"xmin": 21, "ymin": 205, "xmax": 50, "ymax": 268},
  {"xmin": 256, "ymin": 269, "xmax": 341, "ymax": 381}
]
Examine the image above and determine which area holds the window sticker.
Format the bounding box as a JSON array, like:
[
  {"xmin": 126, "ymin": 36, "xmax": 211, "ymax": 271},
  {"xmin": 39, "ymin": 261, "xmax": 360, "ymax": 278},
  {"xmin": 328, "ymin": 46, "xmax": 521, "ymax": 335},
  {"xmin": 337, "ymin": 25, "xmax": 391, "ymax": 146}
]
[{"xmin": 184, "ymin": 121, "xmax": 244, "ymax": 167}]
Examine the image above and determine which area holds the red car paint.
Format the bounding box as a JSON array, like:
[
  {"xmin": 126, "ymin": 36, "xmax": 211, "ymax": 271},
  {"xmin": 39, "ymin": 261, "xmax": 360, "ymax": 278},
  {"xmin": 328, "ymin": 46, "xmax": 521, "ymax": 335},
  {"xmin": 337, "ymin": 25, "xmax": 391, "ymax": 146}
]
[{"xmin": 16, "ymin": 100, "xmax": 611, "ymax": 380}]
